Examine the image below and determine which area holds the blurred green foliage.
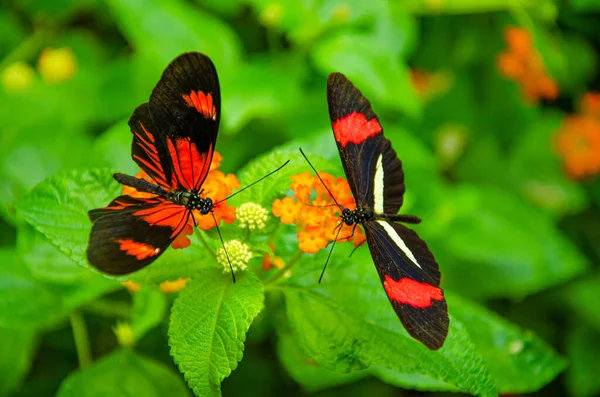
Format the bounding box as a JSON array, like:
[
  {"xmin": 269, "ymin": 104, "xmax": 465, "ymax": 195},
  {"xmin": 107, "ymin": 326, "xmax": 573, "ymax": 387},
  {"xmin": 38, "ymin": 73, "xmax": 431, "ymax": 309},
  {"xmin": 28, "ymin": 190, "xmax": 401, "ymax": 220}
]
[{"xmin": 2, "ymin": 0, "xmax": 600, "ymax": 396}]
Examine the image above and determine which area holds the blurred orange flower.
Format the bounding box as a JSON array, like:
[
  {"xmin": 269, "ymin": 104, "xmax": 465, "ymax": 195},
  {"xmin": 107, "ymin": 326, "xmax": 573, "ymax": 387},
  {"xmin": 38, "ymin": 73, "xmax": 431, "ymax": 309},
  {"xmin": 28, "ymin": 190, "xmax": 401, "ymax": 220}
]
[
  {"xmin": 159, "ymin": 278, "xmax": 189, "ymax": 293},
  {"xmin": 496, "ymin": 26, "xmax": 558, "ymax": 103},
  {"xmin": 555, "ymin": 115, "xmax": 600, "ymax": 179},
  {"xmin": 262, "ymin": 243, "xmax": 285, "ymax": 271},
  {"xmin": 272, "ymin": 172, "xmax": 366, "ymax": 254},
  {"xmin": 124, "ymin": 150, "xmax": 239, "ymax": 249}
]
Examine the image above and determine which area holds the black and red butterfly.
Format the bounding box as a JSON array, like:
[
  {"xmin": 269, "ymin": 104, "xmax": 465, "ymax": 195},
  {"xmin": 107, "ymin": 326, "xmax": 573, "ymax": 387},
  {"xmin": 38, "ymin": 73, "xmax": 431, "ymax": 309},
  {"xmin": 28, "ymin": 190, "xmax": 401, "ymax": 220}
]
[
  {"xmin": 322, "ymin": 73, "xmax": 449, "ymax": 350},
  {"xmin": 88, "ymin": 52, "xmax": 229, "ymax": 275}
]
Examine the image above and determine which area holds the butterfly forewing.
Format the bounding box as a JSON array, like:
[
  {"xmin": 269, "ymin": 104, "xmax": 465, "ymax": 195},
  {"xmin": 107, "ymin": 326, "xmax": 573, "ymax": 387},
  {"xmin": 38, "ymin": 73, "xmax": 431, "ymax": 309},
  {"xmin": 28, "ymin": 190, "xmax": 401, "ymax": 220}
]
[
  {"xmin": 326, "ymin": 72, "xmax": 449, "ymax": 350},
  {"xmin": 327, "ymin": 73, "xmax": 405, "ymax": 214},
  {"xmin": 88, "ymin": 195, "xmax": 189, "ymax": 274},
  {"xmin": 148, "ymin": 53, "xmax": 220, "ymax": 191}
]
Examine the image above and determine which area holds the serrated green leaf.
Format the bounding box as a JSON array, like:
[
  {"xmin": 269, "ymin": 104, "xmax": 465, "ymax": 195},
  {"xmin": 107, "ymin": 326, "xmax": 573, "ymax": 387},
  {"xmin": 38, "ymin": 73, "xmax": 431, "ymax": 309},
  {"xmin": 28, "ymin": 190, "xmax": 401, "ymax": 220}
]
[
  {"xmin": 278, "ymin": 250, "xmax": 496, "ymax": 397},
  {"xmin": 132, "ymin": 286, "xmax": 167, "ymax": 341},
  {"xmin": 0, "ymin": 327, "xmax": 37, "ymax": 396},
  {"xmin": 276, "ymin": 328, "xmax": 369, "ymax": 392},
  {"xmin": 17, "ymin": 223, "xmax": 90, "ymax": 284},
  {"xmin": 566, "ymin": 324, "xmax": 600, "ymax": 397},
  {"xmin": 450, "ymin": 294, "xmax": 567, "ymax": 393},
  {"xmin": 169, "ymin": 269, "xmax": 264, "ymax": 397},
  {"xmin": 16, "ymin": 168, "xmax": 118, "ymax": 269},
  {"xmin": 311, "ymin": 30, "xmax": 421, "ymax": 118},
  {"xmin": 57, "ymin": 349, "xmax": 190, "ymax": 397}
]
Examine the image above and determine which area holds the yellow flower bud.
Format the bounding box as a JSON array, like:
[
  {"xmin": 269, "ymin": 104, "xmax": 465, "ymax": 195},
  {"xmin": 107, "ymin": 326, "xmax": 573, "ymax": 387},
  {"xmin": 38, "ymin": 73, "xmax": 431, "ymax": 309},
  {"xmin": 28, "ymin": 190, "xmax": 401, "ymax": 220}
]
[
  {"xmin": 216, "ymin": 240, "xmax": 253, "ymax": 273},
  {"xmin": 1, "ymin": 61, "xmax": 35, "ymax": 93},
  {"xmin": 37, "ymin": 47, "xmax": 77, "ymax": 84},
  {"xmin": 236, "ymin": 202, "xmax": 269, "ymax": 231}
]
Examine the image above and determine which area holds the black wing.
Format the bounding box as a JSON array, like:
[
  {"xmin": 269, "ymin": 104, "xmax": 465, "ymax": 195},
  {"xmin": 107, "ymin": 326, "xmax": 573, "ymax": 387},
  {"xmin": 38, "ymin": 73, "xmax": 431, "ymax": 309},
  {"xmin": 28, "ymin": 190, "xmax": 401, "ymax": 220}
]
[
  {"xmin": 129, "ymin": 52, "xmax": 220, "ymax": 191},
  {"xmin": 363, "ymin": 219, "xmax": 448, "ymax": 350},
  {"xmin": 87, "ymin": 195, "xmax": 190, "ymax": 275},
  {"xmin": 327, "ymin": 73, "xmax": 404, "ymax": 214}
]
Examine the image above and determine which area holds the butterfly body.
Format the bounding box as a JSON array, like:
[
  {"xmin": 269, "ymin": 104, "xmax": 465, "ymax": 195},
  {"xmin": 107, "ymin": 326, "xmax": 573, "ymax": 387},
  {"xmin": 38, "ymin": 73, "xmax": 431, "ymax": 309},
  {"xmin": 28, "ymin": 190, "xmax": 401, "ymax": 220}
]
[{"xmin": 327, "ymin": 73, "xmax": 449, "ymax": 350}]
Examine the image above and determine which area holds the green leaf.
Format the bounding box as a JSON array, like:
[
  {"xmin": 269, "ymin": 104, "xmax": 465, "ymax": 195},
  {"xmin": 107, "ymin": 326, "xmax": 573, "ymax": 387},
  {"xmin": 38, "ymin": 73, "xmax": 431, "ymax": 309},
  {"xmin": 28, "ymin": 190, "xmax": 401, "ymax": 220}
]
[
  {"xmin": 17, "ymin": 223, "xmax": 91, "ymax": 284},
  {"xmin": 566, "ymin": 324, "xmax": 600, "ymax": 397},
  {"xmin": 220, "ymin": 58, "xmax": 304, "ymax": 133},
  {"xmin": 278, "ymin": 249, "xmax": 496, "ymax": 396},
  {"xmin": 570, "ymin": 0, "xmax": 600, "ymax": 10},
  {"xmin": 0, "ymin": 253, "xmax": 65, "ymax": 329},
  {"xmin": 106, "ymin": 0, "xmax": 242, "ymax": 78},
  {"xmin": 450, "ymin": 294, "xmax": 567, "ymax": 394},
  {"xmin": 276, "ymin": 328, "xmax": 369, "ymax": 392},
  {"xmin": 311, "ymin": 30, "xmax": 421, "ymax": 118},
  {"xmin": 432, "ymin": 186, "xmax": 588, "ymax": 299},
  {"xmin": 563, "ymin": 275, "xmax": 600, "ymax": 332},
  {"xmin": 0, "ymin": 327, "xmax": 37, "ymax": 396},
  {"xmin": 56, "ymin": 349, "xmax": 190, "ymax": 397},
  {"xmin": 132, "ymin": 286, "xmax": 167, "ymax": 341},
  {"xmin": 16, "ymin": 168, "xmax": 117, "ymax": 269},
  {"xmin": 169, "ymin": 269, "xmax": 264, "ymax": 397},
  {"xmin": 507, "ymin": 111, "xmax": 588, "ymax": 218}
]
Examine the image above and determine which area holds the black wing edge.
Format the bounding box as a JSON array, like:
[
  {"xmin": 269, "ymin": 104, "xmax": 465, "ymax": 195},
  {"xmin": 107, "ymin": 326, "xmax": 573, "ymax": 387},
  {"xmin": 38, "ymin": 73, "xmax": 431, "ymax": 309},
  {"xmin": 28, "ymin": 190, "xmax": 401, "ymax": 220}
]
[{"xmin": 327, "ymin": 72, "xmax": 378, "ymax": 124}]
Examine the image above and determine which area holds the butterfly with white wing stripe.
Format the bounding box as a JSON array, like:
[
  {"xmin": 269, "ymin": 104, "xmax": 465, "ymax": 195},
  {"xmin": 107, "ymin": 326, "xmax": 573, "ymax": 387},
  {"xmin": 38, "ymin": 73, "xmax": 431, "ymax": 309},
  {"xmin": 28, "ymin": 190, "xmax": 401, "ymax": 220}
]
[{"xmin": 323, "ymin": 72, "xmax": 449, "ymax": 350}]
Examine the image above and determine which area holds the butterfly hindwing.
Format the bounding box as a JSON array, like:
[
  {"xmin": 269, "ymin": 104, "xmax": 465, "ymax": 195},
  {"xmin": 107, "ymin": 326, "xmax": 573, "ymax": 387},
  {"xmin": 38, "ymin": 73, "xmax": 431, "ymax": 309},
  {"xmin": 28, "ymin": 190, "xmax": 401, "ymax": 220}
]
[
  {"xmin": 87, "ymin": 195, "xmax": 190, "ymax": 275},
  {"xmin": 327, "ymin": 73, "xmax": 404, "ymax": 214},
  {"xmin": 363, "ymin": 219, "xmax": 448, "ymax": 350}
]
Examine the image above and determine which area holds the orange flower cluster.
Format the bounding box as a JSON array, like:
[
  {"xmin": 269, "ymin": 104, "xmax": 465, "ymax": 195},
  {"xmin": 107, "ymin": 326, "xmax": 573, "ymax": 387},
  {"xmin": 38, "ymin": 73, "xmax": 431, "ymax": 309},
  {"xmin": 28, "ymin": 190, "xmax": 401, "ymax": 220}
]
[
  {"xmin": 272, "ymin": 171, "xmax": 366, "ymax": 254},
  {"xmin": 410, "ymin": 69, "xmax": 452, "ymax": 103},
  {"xmin": 496, "ymin": 26, "xmax": 558, "ymax": 103},
  {"xmin": 555, "ymin": 93, "xmax": 600, "ymax": 179},
  {"xmin": 123, "ymin": 151, "xmax": 239, "ymax": 249}
]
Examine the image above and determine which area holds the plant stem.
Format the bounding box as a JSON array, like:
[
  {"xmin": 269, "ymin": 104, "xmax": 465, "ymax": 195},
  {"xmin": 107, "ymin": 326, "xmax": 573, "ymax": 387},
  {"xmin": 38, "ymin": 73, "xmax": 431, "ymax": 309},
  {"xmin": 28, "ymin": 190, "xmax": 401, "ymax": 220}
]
[
  {"xmin": 196, "ymin": 228, "xmax": 218, "ymax": 261},
  {"xmin": 84, "ymin": 299, "xmax": 132, "ymax": 318},
  {"xmin": 70, "ymin": 311, "xmax": 92, "ymax": 368},
  {"xmin": 264, "ymin": 250, "xmax": 303, "ymax": 288}
]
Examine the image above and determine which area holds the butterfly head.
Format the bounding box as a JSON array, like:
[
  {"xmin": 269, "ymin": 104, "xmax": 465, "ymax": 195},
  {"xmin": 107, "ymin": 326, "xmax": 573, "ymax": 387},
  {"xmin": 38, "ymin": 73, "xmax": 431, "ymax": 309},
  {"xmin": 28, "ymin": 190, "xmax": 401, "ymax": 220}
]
[
  {"xmin": 341, "ymin": 207, "xmax": 373, "ymax": 226},
  {"xmin": 174, "ymin": 191, "xmax": 214, "ymax": 214}
]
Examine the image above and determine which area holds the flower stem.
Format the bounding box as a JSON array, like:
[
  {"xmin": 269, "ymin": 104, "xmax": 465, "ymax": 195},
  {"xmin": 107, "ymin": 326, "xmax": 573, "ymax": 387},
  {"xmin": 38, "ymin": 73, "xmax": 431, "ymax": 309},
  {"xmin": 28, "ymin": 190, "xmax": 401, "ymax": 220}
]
[
  {"xmin": 70, "ymin": 311, "xmax": 92, "ymax": 368},
  {"xmin": 196, "ymin": 228, "xmax": 218, "ymax": 261},
  {"xmin": 264, "ymin": 250, "xmax": 303, "ymax": 288},
  {"xmin": 84, "ymin": 299, "xmax": 132, "ymax": 318}
]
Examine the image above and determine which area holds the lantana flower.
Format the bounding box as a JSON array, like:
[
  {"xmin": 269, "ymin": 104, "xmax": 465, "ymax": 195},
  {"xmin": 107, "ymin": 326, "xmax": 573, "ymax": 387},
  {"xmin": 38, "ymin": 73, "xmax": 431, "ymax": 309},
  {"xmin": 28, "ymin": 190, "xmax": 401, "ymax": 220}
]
[
  {"xmin": 124, "ymin": 151, "xmax": 239, "ymax": 249},
  {"xmin": 496, "ymin": 26, "xmax": 558, "ymax": 103},
  {"xmin": 555, "ymin": 112, "xmax": 600, "ymax": 179},
  {"xmin": 217, "ymin": 240, "xmax": 253, "ymax": 273},
  {"xmin": 236, "ymin": 202, "xmax": 269, "ymax": 230},
  {"xmin": 272, "ymin": 172, "xmax": 366, "ymax": 254}
]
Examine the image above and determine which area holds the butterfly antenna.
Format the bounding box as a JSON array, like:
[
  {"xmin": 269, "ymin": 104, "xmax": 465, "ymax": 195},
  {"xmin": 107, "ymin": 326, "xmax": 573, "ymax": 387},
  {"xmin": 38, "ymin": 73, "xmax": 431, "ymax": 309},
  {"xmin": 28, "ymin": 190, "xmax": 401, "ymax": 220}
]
[
  {"xmin": 213, "ymin": 160, "xmax": 290, "ymax": 205},
  {"xmin": 211, "ymin": 212, "xmax": 236, "ymax": 283},
  {"xmin": 318, "ymin": 222, "xmax": 344, "ymax": 283},
  {"xmin": 299, "ymin": 148, "xmax": 343, "ymax": 211}
]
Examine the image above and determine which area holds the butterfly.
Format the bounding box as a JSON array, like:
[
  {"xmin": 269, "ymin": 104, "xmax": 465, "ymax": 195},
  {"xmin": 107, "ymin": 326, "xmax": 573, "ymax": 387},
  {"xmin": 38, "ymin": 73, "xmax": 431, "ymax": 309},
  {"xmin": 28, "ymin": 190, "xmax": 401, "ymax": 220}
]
[
  {"xmin": 87, "ymin": 52, "xmax": 226, "ymax": 275},
  {"xmin": 323, "ymin": 72, "xmax": 449, "ymax": 350}
]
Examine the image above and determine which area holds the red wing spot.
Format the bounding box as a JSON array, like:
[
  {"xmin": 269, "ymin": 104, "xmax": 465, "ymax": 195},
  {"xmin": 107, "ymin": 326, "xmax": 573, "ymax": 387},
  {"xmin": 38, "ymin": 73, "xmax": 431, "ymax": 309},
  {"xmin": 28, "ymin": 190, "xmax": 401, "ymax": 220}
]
[
  {"xmin": 116, "ymin": 239, "xmax": 160, "ymax": 260},
  {"xmin": 133, "ymin": 204, "xmax": 188, "ymax": 237},
  {"xmin": 383, "ymin": 276, "xmax": 444, "ymax": 309},
  {"xmin": 182, "ymin": 90, "xmax": 217, "ymax": 120},
  {"xmin": 332, "ymin": 112, "xmax": 382, "ymax": 147}
]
